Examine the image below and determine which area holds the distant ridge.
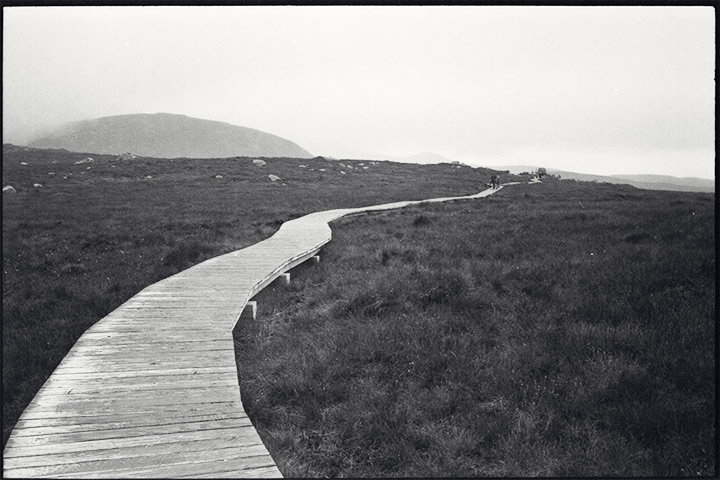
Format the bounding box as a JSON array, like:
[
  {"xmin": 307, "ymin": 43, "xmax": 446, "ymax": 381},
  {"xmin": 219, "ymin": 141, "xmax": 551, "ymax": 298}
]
[
  {"xmin": 487, "ymin": 165, "xmax": 714, "ymax": 193},
  {"xmin": 385, "ymin": 152, "xmax": 456, "ymax": 165},
  {"xmin": 28, "ymin": 113, "xmax": 313, "ymax": 159}
]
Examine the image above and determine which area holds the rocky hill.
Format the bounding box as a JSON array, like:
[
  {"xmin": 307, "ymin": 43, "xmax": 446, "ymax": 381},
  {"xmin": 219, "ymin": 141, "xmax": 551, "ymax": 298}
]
[{"xmin": 28, "ymin": 113, "xmax": 313, "ymax": 159}]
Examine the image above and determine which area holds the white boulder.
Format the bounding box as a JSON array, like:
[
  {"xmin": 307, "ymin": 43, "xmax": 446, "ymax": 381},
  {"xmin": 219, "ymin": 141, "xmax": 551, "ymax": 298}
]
[
  {"xmin": 268, "ymin": 174, "xmax": 281, "ymax": 182},
  {"xmin": 253, "ymin": 159, "xmax": 267, "ymax": 167},
  {"xmin": 3, "ymin": 185, "xmax": 17, "ymax": 193}
]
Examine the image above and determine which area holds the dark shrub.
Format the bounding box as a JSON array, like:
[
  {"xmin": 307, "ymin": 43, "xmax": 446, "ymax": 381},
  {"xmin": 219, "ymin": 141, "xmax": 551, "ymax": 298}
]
[
  {"xmin": 162, "ymin": 242, "xmax": 213, "ymax": 269},
  {"xmin": 417, "ymin": 270, "xmax": 468, "ymax": 306},
  {"xmin": 625, "ymin": 232, "xmax": 654, "ymax": 243},
  {"xmin": 413, "ymin": 215, "xmax": 432, "ymax": 226}
]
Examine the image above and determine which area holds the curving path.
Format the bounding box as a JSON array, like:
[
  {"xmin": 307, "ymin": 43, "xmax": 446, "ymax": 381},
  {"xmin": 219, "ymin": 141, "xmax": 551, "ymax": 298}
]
[{"xmin": 3, "ymin": 186, "xmax": 504, "ymax": 478}]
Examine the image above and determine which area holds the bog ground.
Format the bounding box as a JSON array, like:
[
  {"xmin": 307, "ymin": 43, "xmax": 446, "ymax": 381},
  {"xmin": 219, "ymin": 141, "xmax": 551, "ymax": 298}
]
[{"xmin": 2, "ymin": 145, "xmax": 715, "ymax": 476}]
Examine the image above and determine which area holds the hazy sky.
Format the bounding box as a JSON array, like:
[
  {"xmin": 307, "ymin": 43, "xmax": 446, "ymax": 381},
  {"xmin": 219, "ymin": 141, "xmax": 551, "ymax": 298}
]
[{"xmin": 3, "ymin": 6, "xmax": 715, "ymax": 178}]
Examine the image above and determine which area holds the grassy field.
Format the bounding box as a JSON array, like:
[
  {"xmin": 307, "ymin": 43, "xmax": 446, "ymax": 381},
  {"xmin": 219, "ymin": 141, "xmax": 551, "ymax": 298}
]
[
  {"xmin": 234, "ymin": 178, "xmax": 715, "ymax": 477},
  {"xmin": 1, "ymin": 144, "xmax": 508, "ymax": 447}
]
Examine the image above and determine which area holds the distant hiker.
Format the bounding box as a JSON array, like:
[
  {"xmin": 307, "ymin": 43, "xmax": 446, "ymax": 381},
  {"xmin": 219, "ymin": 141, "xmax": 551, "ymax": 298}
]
[{"xmin": 490, "ymin": 175, "xmax": 500, "ymax": 189}]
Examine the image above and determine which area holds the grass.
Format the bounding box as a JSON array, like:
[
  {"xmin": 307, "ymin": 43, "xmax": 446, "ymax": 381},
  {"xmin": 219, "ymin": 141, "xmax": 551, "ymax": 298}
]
[
  {"xmin": 1, "ymin": 143, "xmax": 509, "ymax": 447},
  {"xmin": 233, "ymin": 178, "xmax": 715, "ymax": 477}
]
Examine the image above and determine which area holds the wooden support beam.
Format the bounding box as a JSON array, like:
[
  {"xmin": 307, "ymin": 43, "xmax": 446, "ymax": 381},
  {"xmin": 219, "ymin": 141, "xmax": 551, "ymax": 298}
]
[{"xmin": 239, "ymin": 301, "xmax": 257, "ymax": 321}]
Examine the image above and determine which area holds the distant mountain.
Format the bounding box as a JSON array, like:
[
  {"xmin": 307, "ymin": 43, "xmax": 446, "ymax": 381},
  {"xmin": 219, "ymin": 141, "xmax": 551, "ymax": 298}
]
[
  {"xmin": 611, "ymin": 174, "xmax": 714, "ymax": 190},
  {"xmin": 486, "ymin": 165, "xmax": 714, "ymax": 193},
  {"xmin": 547, "ymin": 169, "xmax": 714, "ymax": 193},
  {"xmin": 28, "ymin": 113, "xmax": 313, "ymax": 159}
]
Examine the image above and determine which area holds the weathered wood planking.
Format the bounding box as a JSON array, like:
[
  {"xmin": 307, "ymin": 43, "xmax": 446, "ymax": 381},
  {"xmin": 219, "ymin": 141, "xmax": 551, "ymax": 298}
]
[{"xmin": 3, "ymin": 187, "xmax": 501, "ymax": 478}]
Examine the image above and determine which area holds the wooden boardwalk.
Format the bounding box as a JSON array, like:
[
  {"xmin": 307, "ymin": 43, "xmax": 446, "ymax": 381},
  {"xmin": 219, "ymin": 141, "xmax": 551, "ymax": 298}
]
[{"xmin": 3, "ymin": 187, "xmax": 502, "ymax": 478}]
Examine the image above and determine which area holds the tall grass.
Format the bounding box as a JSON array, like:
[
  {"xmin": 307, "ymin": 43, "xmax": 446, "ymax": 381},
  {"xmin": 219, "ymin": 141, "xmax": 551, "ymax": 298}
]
[
  {"xmin": 2, "ymin": 144, "xmax": 509, "ymax": 447},
  {"xmin": 234, "ymin": 178, "xmax": 715, "ymax": 477}
]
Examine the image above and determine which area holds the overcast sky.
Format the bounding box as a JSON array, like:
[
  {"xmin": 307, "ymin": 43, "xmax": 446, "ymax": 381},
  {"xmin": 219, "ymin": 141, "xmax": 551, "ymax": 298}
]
[{"xmin": 3, "ymin": 6, "xmax": 715, "ymax": 178}]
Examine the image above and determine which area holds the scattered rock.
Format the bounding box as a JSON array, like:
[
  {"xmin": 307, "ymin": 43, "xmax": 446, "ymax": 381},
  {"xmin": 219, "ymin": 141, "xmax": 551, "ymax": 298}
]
[
  {"xmin": 215, "ymin": 175, "xmax": 223, "ymax": 179},
  {"xmin": 358, "ymin": 163, "xmax": 365, "ymax": 166},
  {"xmin": 116, "ymin": 153, "xmax": 134, "ymax": 161},
  {"xmin": 20, "ymin": 162, "xmax": 28, "ymax": 166},
  {"xmin": 298, "ymin": 165, "xmax": 307, "ymax": 168},
  {"xmin": 33, "ymin": 183, "xmax": 42, "ymax": 188},
  {"xmin": 144, "ymin": 175, "xmax": 153, "ymax": 180},
  {"xmin": 319, "ymin": 168, "xmax": 326, "ymax": 172},
  {"xmin": 268, "ymin": 174, "xmax": 281, "ymax": 182},
  {"xmin": 75, "ymin": 157, "xmax": 94, "ymax": 165},
  {"xmin": 253, "ymin": 159, "xmax": 267, "ymax": 167},
  {"xmin": 86, "ymin": 166, "xmax": 92, "ymax": 170},
  {"xmin": 340, "ymin": 171, "xmax": 346, "ymax": 175},
  {"xmin": 3, "ymin": 186, "xmax": 17, "ymax": 193},
  {"xmin": 111, "ymin": 165, "xmax": 116, "ymax": 168},
  {"xmin": 51, "ymin": 160, "xmax": 58, "ymax": 164},
  {"xmin": 48, "ymin": 172, "xmax": 56, "ymax": 176},
  {"xmin": 362, "ymin": 166, "xmax": 369, "ymax": 170}
]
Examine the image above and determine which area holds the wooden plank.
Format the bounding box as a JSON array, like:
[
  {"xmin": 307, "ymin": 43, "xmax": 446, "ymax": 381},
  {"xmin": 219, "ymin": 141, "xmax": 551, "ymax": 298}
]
[
  {"xmin": 4, "ymin": 445, "xmax": 267, "ymax": 478},
  {"xmin": 9, "ymin": 414, "xmax": 252, "ymax": 439},
  {"xmin": 3, "ymin": 435, "xmax": 264, "ymax": 468},
  {"xmin": 6, "ymin": 419, "xmax": 255, "ymax": 448},
  {"xmin": 4, "ymin": 426, "xmax": 262, "ymax": 458},
  {"xmin": 12, "ymin": 410, "xmax": 249, "ymax": 432},
  {"xmin": 27, "ymin": 390, "xmax": 242, "ymax": 407},
  {"xmin": 17, "ymin": 401, "xmax": 243, "ymax": 420}
]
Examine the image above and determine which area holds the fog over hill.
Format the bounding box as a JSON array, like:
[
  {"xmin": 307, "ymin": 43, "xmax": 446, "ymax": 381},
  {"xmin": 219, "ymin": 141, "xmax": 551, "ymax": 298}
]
[{"xmin": 28, "ymin": 113, "xmax": 313, "ymax": 159}]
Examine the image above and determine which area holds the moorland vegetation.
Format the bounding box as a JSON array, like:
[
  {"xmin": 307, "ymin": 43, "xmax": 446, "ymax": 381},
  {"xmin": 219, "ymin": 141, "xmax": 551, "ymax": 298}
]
[
  {"xmin": 235, "ymin": 178, "xmax": 715, "ymax": 477},
  {"xmin": 1, "ymin": 144, "xmax": 507, "ymax": 447}
]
